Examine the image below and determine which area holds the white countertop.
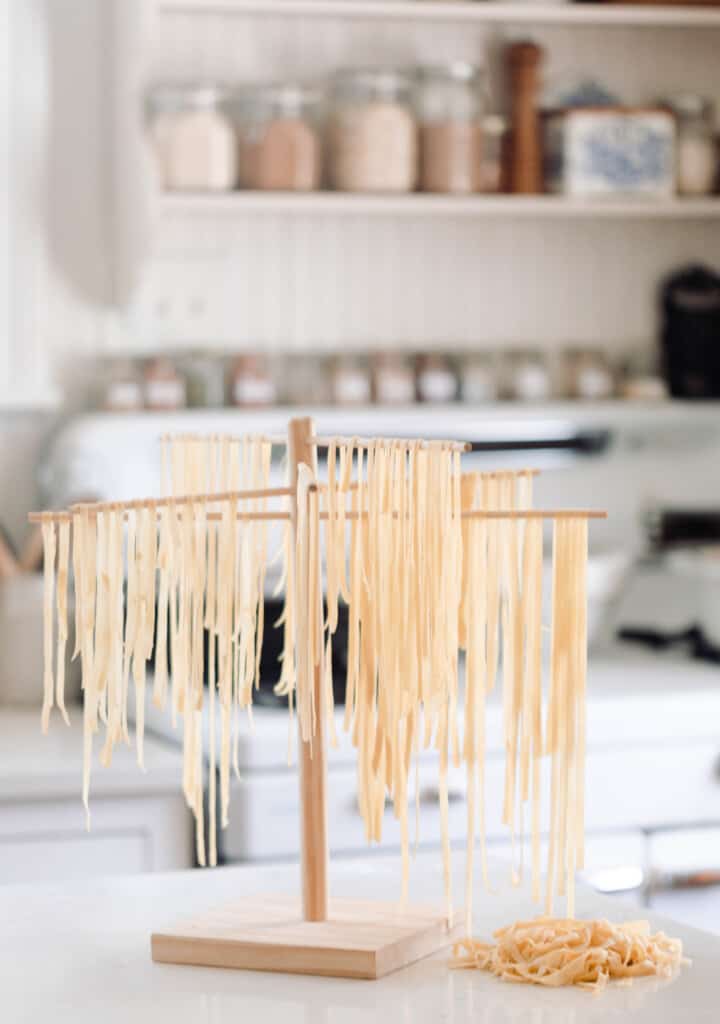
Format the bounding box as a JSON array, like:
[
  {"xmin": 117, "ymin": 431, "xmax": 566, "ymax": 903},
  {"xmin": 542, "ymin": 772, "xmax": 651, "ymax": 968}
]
[{"xmin": 2, "ymin": 852, "xmax": 718, "ymax": 1024}]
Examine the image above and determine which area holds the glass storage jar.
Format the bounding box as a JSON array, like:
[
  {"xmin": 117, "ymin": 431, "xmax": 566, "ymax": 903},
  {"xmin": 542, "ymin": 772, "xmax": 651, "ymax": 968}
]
[
  {"xmin": 331, "ymin": 356, "xmax": 371, "ymax": 405},
  {"xmin": 416, "ymin": 354, "xmax": 458, "ymax": 403},
  {"xmin": 460, "ymin": 353, "xmax": 499, "ymax": 403},
  {"xmin": 563, "ymin": 347, "xmax": 615, "ymax": 400},
  {"xmin": 372, "ymin": 353, "xmax": 416, "ymax": 405},
  {"xmin": 147, "ymin": 82, "xmax": 237, "ymax": 191},
  {"xmin": 504, "ymin": 350, "xmax": 551, "ymax": 402},
  {"xmin": 229, "ymin": 355, "xmax": 277, "ymax": 408},
  {"xmin": 143, "ymin": 358, "xmax": 187, "ymax": 411},
  {"xmin": 329, "ymin": 68, "xmax": 418, "ymax": 193},
  {"xmin": 101, "ymin": 359, "xmax": 143, "ymax": 412},
  {"xmin": 666, "ymin": 94, "xmax": 717, "ymax": 197},
  {"xmin": 236, "ymin": 83, "xmax": 323, "ymax": 191},
  {"xmin": 417, "ymin": 63, "xmax": 484, "ymax": 194}
]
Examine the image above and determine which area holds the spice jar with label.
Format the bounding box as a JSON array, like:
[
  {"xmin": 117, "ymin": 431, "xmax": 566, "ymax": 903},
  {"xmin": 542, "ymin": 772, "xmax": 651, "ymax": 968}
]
[
  {"xmin": 143, "ymin": 358, "xmax": 187, "ymax": 411},
  {"xmin": 416, "ymin": 354, "xmax": 458, "ymax": 403},
  {"xmin": 236, "ymin": 83, "xmax": 322, "ymax": 191},
  {"xmin": 372, "ymin": 353, "xmax": 416, "ymax": 405},
  {"xmin": 417, "ymin": 63, "xmax": 484, "ymax": 194},
  {"xmin": 563, "ymin": 347, "xmax": 615, "ymax": 401},
  {"xmin": 329, "ymin": 69, "xmax": 418, "ymax": 193},
  {"xmin": 665, "ymin": 94, "xmax": 717, "ymax": 197},
  {"xmin": 229, "ymin": 356, "xmax": 277, "ymax": 408},
  {"xmin": 331, "ymin": 356, "xmax": 371, "ymax": 405},
  {"xmin": 147, "ymin": 83, "xmax": 237, "ymax": 191}
]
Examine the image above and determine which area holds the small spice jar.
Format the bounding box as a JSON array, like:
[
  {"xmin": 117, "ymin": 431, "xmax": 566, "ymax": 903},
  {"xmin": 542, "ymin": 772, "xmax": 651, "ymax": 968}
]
[
  {"xmin": 665, "ymin": 94, "xmax": 717, "ymax": 197},
  {"xmin": 282, "ymin": 355, "xmax": 331, "ymax": 406},
  {"xmin": 372, "ymin": 353, "xmax": 416, "ymax": 405},
  {"xmin": 143, "ymin": 358, "xmax": 187, "ymax": 411},
  {"xmin": 417, "ymin": 63, "xmax": 484, "ymax": 194},
  {"xmin": 329, "ymin": 68, "xmax": 418, "ymax": 193},
  {"xmin": 229, "ymin": 356, "xmax": 277, "ymax": 408},
  {"xmin": 182, "ymin": 353, "xmax": 226, "ymax": 408},
  {"xmin": 236, "ymin": 83, "xmax": 323, "ymax": 191},
  {"xmin": 147, "ymin": 82, "xmax": 237, "ymax": 191},
  {"xmin": 619, "ymin": 351, "xmax": 667, "ymax": 401},
  {"xmin": 504, "ymin": 350, "xmax": 551, "ymax": 402},
  {"xmin": 331, "ymin": 356, "xmax": 371, "ymax": 405},
  {"xmin": 460, "ymin": 353, "xmax": 499, "ymax": 403},
  {"xmin": 102, "ymin": 359, "xmax": 143, "ymax": 412},
  {"xmin": 563, "ymin": 347, "xmax": 615, "ymax": 401},
  {"xmin": 416, "ymin": 354, "xmax": 458, "ymax": 403}
]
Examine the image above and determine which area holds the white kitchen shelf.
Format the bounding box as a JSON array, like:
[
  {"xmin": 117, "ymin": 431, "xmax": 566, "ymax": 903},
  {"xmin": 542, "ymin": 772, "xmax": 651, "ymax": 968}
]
[
  {"xmin": 157, "ymin": 0, "xmax": 720, "ymax": 29},
  {"xmin": 161, "ymin": 192, "xmax": 720, "ymax": 220},
  {"xmin": 76, "ymin": 400, "xmax": 720, "ymax": 426}
]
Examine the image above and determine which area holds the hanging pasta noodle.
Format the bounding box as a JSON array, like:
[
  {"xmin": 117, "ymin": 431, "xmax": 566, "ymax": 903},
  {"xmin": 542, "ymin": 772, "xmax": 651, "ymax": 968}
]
[
  {"xmin": 461, "ymin": 469, "xmax": 534, "ymax": 935},
  {"xmin": 330, "ymin": 438, "xmax": 462, "ymax": 918},
  {"xmin": 55, "ymin": 520, "xmax": 71, "ymax": 726},
  {"xmin": 544, "ymin": 516, "xmax": 587, "ymax": 918},
  {"xmin": 75, "ymin": 507, "xmax": 97, "ymax": 826},
  {"xmin": 42, "ymin": 431, "xmax": 277, "ymax": 857},
  {"xmin": 163, "ymin": 433, "xmax": 274, "ymax": 862},
  {"xmin": 41, "ymin": 519, "xmax": 57, "ymax": 733},
  {"xmin": 462, "ymin": 475, "xmax": 486, "ymax": 937}
]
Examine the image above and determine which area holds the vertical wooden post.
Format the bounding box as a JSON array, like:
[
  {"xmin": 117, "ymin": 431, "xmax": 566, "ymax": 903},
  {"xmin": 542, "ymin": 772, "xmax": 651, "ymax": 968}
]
[{"xmin": 288, "ymin": 416, "xmax": 329, "ymax": 922}]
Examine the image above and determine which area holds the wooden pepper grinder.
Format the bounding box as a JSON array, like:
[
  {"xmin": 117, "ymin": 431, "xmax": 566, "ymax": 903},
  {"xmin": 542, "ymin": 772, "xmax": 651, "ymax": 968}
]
[{"xmin": 506, "ymin": 41, "xmax": 544, "ymax": 194}]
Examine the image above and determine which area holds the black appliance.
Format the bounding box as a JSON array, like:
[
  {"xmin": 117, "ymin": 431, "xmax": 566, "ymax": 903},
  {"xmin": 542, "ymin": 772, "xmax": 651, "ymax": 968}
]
[{"xmin": 661, "ymin": 264, "xmax": 720, "ymax": 399}]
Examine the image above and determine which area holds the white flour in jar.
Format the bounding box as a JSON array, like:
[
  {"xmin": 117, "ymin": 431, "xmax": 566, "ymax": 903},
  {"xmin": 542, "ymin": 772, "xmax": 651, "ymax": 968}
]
[
  {"xmin": 330, "ymin": 102, "xmax": 418, "ymax": 192},
  {"xmin": 159, "ymin": 108, "xmax": 237, "ymax": 191}
]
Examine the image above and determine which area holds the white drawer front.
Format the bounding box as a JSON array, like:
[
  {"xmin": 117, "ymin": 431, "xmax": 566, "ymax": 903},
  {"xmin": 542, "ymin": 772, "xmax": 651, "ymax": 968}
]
[
  {"xmin": 0, "ymin": 794, "xmax": 193, "ymax": 881},
  {"xmin": 585, "ymin": 742, "xmax": 720, "ymax": 831},
  {"xmin": 224, "ymin": 740, "xmax": 720, "ymax": 863},
  {"xmin": 224, "ymin": 755, "xmax": 507, "ymax": 862}
]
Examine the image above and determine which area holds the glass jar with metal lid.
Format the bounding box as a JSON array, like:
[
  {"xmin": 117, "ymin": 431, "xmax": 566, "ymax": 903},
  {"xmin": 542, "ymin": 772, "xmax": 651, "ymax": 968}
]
[
  {"xmin": 235, "ymin": 83, "xmax": 323, "ymax": 191},
  {"xmin": 416, "ymin": 62, "xmax": 485, "ymax": 194},
  {"xmin": 147, "ymin": 82, "xmax": 237, "ymax": 191},
  {"xmin": 664, "ymin": 94, "xmax": 717, "ymax": 197},
  {"xmin": 329, "ymin": 68, "xmax": 418, "ymax": 192}
]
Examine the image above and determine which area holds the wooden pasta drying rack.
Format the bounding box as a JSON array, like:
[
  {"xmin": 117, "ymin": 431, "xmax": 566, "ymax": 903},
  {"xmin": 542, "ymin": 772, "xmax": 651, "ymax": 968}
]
[{"xmin": 31, "ymin": 416, "xmax": 606, "ymax": 980}]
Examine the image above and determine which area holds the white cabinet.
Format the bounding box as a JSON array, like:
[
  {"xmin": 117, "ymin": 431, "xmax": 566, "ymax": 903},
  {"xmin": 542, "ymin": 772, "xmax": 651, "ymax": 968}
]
[
  {"xmin": 0, "ymin": 710, "xmax": 193, "ymax": 883},
  {"xmin": 0, "ymin": 795, "xmax": 191, "ymax": 884}
]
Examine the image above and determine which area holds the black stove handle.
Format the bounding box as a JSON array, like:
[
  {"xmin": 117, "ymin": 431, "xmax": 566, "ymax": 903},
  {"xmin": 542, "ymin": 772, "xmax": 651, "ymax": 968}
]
[{"xmin": 466, "ymin": 430, "xmax": 610, "ymax": 456}]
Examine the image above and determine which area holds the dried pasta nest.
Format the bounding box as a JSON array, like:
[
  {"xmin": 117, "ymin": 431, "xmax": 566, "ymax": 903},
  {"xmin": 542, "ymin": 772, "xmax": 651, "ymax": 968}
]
[{"xmin": 452, "ymin": 918, "xmax": 689, "ymax": 992}]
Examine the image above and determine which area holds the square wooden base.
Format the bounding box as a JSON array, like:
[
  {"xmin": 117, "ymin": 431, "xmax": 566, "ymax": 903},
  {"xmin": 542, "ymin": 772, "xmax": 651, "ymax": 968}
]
[{"xmin": 151, "ymin": 896, "xmax": 462, "ymax": 980}]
